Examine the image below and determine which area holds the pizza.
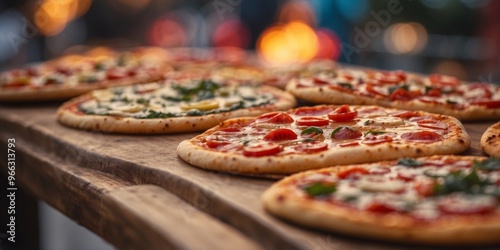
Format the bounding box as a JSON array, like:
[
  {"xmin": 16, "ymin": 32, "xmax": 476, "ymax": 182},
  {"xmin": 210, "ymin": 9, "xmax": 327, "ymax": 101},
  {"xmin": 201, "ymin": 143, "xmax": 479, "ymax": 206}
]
[
  {"xmin": 286, "ymin": 69, "xmax": 500, "ymax": 121},
  {"xmin": 56, "ymin": 77, "xmax": 296, "ymax": 134},
  {"xmin": 264, "ymin": 59, "xmax": 337, "ymax": 89},
  {"xmin": 177, "ymin": 105, "xmax": 470, "ymax": 175},
  {"xmin": 262, "ymin": 155, "xmax": 500, "ymax": 245},
  {"xmin": 0, "ymin": 47, "xmax": 172, "ymax": 102},
  {"xmin": 481, "ymin": 122, "xmax": 500, "ymax": 157}
]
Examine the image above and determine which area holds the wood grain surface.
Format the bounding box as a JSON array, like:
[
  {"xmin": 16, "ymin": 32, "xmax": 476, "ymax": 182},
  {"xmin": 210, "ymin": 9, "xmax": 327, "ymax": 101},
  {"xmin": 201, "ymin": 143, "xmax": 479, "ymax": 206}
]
[{"xmin": 0, "ymin": 102, "xmax": 498, "ymax": 250}]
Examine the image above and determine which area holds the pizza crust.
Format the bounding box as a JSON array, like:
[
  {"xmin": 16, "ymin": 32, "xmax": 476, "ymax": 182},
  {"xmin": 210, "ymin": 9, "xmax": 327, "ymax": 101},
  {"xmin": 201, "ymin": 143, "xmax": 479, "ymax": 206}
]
[
  {"xmin": 262, "ymin": 155, "xmax": 500, "ymax": 245},
  {"xmin": 481, "ymin": 121, "xmax": 500, "ymax": 157},
  {"xmin": 56, "ymin": 86, "xmax": 297, "ymax": 134},
  {"xmin": 286, "ymin": 79, "xmax": 500, "ymax": 121},
  {"xmin": 177, "ymin": 108, "xmax": 471, "ymax": 174}
]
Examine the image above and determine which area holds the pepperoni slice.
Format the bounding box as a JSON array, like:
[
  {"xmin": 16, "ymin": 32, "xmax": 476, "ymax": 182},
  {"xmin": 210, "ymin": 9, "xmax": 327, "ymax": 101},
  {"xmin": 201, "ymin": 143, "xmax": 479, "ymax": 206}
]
[
  {"xmin": 362, "ymin": 135, "xmax": 393, "ymax": 145},
  {"xmin": 429, "ymin": 74, "xmax": 460, "ymax": 86},
  {"xmin": 401, "ymin": 131, "xmax": 442, "ymax": 142},
  {"xmin": 389, "ymin": 88, "xmax": 422, "ymax": 101},
  {"xmin": 296, "ymin": 116, "xmax": 329, "ymax": 127},
  {"xmin": 107, "ymin": 68, "xmax": 130, "ymax": 80},
  {"xmin": 243, "ymin": 143, "xmax": 282, "ymax": 157},
  {"xmin": 293, "ymin": 106, "xmax": 333, "ymax": 116},
  {"xmin": 337, "ymin": 167, "xmax": 369, "ymax": 179},
  {"xmin": 294, "ymin": 141, "xmax": 328, "ymax": 153},
  {"xmin": 264, "ymin": 128, "xmax": 298, "ymax": 141},
  {"xmin": 313, "ymin": 77, "xmax": 330, "ymax": 85},
  {"xmin": 331, "ymin": 127, "xmax": 362, "ymax": 140},
  {"xmin": 365, "ymin": 82, "xmax": 387, "ymax": 97},
  {"xmin": 417, "ymin": 120, "xmax": 447, "ymax": 130},
  {"xmin": 391, "ymin": 111, "xmax": 420, "ymax": 119},
  {"xmin": 328, "ymin": 105, "xmax": 357, "ymax": 122},
  {"xmin": 471, "ymin": 100, "xmax": 500, "ymax": 108},
  {"xmin": 257, "ymin": 112, "xmax": 294, "ymax": 124},
  {"xmin": 374, "ymin": 70, "xmax": 406, "ymax": 84}
]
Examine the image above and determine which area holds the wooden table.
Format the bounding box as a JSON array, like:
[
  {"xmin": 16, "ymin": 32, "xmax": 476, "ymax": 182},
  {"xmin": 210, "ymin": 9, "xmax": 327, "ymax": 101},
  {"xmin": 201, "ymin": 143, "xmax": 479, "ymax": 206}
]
[{"xmin": 0, "ymin": 102, "xmax": 498, "ymax": 250}]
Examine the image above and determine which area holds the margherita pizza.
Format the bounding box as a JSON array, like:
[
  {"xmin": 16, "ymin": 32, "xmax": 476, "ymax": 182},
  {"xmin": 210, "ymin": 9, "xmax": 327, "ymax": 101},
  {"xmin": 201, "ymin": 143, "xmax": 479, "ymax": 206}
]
[
  {"xmin": 56, "ymin": 78, "xmax": 296, "ymax": 134},
  {"xmin": 263, "ymin": 155, "xmax": 500, "ymax": 245},
  {"xmin": 177, "ymin": 105, "xmax": 470, "ymax": 174},
  {"xmin": 286, "ymin": 69, "xmax": 500, "ymax": 121},
  {"xmin": 0, "ymin": 47, "xmax": 172, "ymax": 102},
  {"xmin": 481, "ymin": 122, "xmax": 500, "ymax": 157}
]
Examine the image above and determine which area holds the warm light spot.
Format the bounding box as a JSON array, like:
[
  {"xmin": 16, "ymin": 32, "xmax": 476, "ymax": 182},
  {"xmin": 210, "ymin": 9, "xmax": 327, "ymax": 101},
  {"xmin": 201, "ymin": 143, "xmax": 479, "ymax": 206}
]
[
  {"xmin": 212, "ymin": 19, "xmax": 250, "ymax": 48},
  {"xmin": 35, "ymin": 0, "xmax": 93, "ymax": 36},
  {"xmin": 258, "ymin": 22, "xmax": 319, "ymax": 66},
  {"xmin": 384, "ymin": 22, "xmax": 428, "ymax": 54},
  {"xmin": 315, "ymin": 29, "xmax": 341, "ymax": 60},
  {"xmin": 148, "ymin": 17, "xmax": 186, "ymax": 47},
  {"xmin": 432, "ymin": 60, "xmax": 467, "ymax": 80}
]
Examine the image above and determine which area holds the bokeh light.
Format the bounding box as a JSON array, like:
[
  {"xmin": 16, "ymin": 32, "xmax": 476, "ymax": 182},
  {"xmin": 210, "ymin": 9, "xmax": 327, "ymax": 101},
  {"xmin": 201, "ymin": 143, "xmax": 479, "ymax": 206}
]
[
  {"xmin": 148, "ymin": 16, "xmax": 186, "ymax": 47},
  {"xmin": 315, "ymin": 28, "xmax": 341, "ymax": 60},
  {"xmin": 212, "ymin": 19, "xmax": 251, "ymax": 48},
  {"xmin": 34, "ymin": 0, "xmax": 92, "ymax": 36},
  {"xmin": 384, "ymin": 22, "xmax": 428, "ymax": 54},
  {"xmin": 433, "ymin": 60, "xmax": 468, "ymax": 80}
]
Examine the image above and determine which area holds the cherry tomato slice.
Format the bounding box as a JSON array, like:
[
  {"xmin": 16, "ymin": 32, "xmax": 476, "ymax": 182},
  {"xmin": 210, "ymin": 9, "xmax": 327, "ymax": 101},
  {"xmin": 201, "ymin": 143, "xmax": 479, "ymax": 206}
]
[
  {"xmin": 365, "ymin": 82, "xmax": 388, "ymax": 97},
  {"xmin": 257, "ymin": 112, "xmax": 294, "ymax": 124},
  {"xmin": 243, "ymin": 143, "xmax": 282, "ymax": 157},
  {"xmin": 337, "ymin": 167, "xmax": 369, "ymax": 179},
  {"xmin": 296, "ymin": 116, "xmax": 329, "ymax": 127},
  {"xmin": 425, "ymin": 88, "xmax": 441, "ymax": 97},
  {"xmin": 365, "ymin": 201, "xmax": 397, "ymax": 213},
  {"xmin": 328, "ymin": 105, "xmax": 357, "ymax": 122},
  {"xmin": 331, "ymin": 127, "xmax": 362, "ymax": 140},
  {"xmin": 438, "ymin": 195, "xmax": 496, "ymax": 215},
  {"xmin": 313, "ymin": 77, "xmax": 330, "ymax": 85},
  {"xmin": 471, "ymin": 100, "xmax": 500, "ymax": 108},
  {"xmin": 294, "ymin": 141, "xmax": 328, "ymax": 153},
  {"xmin": 362, "ymin": 135, "xmax": 393, "ymax": 145},
  {"xmin": 293, "ymin": 106, "xmax": 334, "ymax": 116},
  {"xmin": 414, "ymin": 179, "xmax": 435, "ymax": 197},
  {"xmin": 264, "ymin": 128, "xmax": 298, "ymax": 141},
  {"xmin": 205, "ymin": 135, "xmax": 230, "ymax": 148},
  {"xmin": 429, "ymin": 74, "xmax": 460, "ymax": 86},
  {"xmin": 375, "ymin": 70, "xmax": 406, "ymax": 84},
  {"xmin": 417, "ymin": 120, "xmax": 447, "ymax": 130},
  {"xmin": 107, "ymin": 68, "xmax": 130, "ymax": 80},
  {"xmin": 401, "ymin": 131, "xmax": 442, "ymax": 142},
  {"xmin": 391, "ymin": 111, "xmax": 420, "ymax": 119}
]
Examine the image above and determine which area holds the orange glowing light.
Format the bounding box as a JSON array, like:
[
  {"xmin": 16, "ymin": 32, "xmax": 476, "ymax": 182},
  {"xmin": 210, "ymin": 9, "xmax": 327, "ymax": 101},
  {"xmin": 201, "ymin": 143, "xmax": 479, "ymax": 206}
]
[
  {"xmin": 384, "ymin": 22, "xmax": 428, "ymax": 54},
  {"xmin": 35, "ymin": 0, "xmax": 93, "ymax": 36},
  {"xmin": 315, "ymin": 29, "xmax": 341, "ymax": 60},
  {"xmin": 258, "ymin": 22, "xmax": 319, "ymax": 66}
]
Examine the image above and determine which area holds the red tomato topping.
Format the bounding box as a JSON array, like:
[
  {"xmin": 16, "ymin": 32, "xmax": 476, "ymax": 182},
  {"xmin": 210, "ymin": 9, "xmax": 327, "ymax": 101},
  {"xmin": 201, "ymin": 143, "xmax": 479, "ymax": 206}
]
[
  {"xmin": 417, "ymin": 120, "xmax": 447, "ymax": 130},
  {"xmin": 414, "ymin": 179, "xmax": 435, "ymax": 197},
  {"xmin": 365, "ymin": 82, "xmax": 387, "ymax": 97},
  {"xmin": 401, "ymin": 131, "xmax": 442, "ymax": 142},
  {"xmin": 107, "ymin": 68, "xmax": 129, "ymax": 80},
  {"xmin": 243, "ymin": 143, "xmax": 282, "ymax": 157},
  {"xmin": 264, "ymin": 128, "xmax": 298, "ymax": 141},
  {"xmin": 438, "ymin": 196, "xmax": 496, "ymax": 215},
  {"xmin": 221, "ymin": 127, "xmax": 242, "ymax": 133},
  {"xmin": 328, "ymin": 105, "xmax": 357, "ymax": 122},
  {"xmin": 365, "ymin": 201, "xmax": 397, "ymax": 213},
  {"xmin": 391, "ymin": 111, "xmax": 420, "ymax": 119},
  {"xmin": 296, "ymin": 116, "xmax": 329, "ymax": 127},
  {"xmin": 389, "ymin": 88, "xmax": 422, "ymax": 101},
  {"xmin": 205, "ymin": 136, "xmax": 230, "ymax": 148},
  {"xmin": 313, "ymin": 77, "xmax": 330, "ymax": 85},
  {"xmin": 331, "ymin": 127, "xmax": 362, "ymax": 140},
  {"xmin": 337, "ymin": 167, "xmax": 369, "ymax": 179},
  {"xmin": 429, "ymin": 74, "xmax": 460, "ymax": 86},
  {"xmin": 293, "ymin": 106, "xmax": 333, "ymax": 116},
  {"xmin": 397, "ymin": 172, "xmax": 415, "ymax": 182},
  {"xmin": 375, "ymin": 70, "xmax": 407, "ymax": 84},
  {"xmin": 468, "ymin": 83, "xmax": 493, "ymax": 98},
  {"xmin": 362, "ymin": 135, "xmax": 393, "ymax": 145},
  {"xmin": 257, "ymin": 112, "xmax": 294, "ymax": 124},
  {"xmin": 425, "ymin": 88, "xmax": 441, "ymax": 97},
  {"xmin": 471, "ymin": 100, "xmax": 500, "ymax": 108},
  {"xmin": 294, "ymin": 141, "xmax": 328, "ymax": 153},
  {"xmin": 57, "ymin": 66, "xmax": 72, "ymax": 76}
]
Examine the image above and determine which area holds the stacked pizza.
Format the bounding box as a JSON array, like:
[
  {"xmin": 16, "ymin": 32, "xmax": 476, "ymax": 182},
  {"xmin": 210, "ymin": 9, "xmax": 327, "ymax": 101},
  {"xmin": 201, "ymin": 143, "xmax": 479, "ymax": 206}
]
[{"xmin": 3, "ymin": 47, "xmax": 500, "ymax": 245}]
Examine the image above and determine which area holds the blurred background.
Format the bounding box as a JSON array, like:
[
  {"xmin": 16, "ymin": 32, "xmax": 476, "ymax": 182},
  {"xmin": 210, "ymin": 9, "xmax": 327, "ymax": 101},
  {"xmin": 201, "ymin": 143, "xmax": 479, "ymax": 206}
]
[{"xmin": 0, "ymin": 0, "xmax": 499, "ymax": 83}]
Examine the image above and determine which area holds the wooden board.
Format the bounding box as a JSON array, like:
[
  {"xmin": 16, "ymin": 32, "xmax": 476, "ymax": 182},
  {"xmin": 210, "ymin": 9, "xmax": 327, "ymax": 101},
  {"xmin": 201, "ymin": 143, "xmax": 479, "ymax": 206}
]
[{"xmin": 0, "ymin": 102, "xmax": 498, "ymax": 250}]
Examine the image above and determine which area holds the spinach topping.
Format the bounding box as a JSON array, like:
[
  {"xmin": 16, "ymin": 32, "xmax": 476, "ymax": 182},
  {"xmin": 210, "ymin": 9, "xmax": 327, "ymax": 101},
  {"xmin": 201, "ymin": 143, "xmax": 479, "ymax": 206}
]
[
  {"xmin": 303, "ymin": 182, "xmax": 336, "ymax": 197},
  {"xmin": 397, "ymin": 158, "xmax": 423, "ymax": 167},
  {"xmin": 476, "ymin": 158, "xmax": 500, "ymax": 171},
  {"xmin": 140, "ymin": 110, "xmax": 179, "ymax": 119},
  {"xmin": 388, "ymin": 85, "xmax": 409, "ymax": 94},
  {"xmin": 136, "ymin": 98, "xmax": 149, "ymax": 104},
  {"xmin": 301, "ymin": 127, "xmax": 323, "ymax": 135},
  {"xmin": 337, "ymin": 82, "xmax": 353, "ymax": 89},
  {"xmin": 94, "ymin": 62, "xmax": 105, "ymax": 71},
  {"xmin": 363, "ymin": 130, "xmax": 386, "ymax": 136}
]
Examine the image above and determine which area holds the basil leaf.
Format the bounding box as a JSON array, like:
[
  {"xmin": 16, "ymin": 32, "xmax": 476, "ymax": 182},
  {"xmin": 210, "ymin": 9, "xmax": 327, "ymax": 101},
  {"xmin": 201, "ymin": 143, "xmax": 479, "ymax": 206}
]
[
  {"xmin": 397, "ymin": 158, "xmax": 423, "ymax": 167},
  {"xmin": 136, "ymin": 98, "xmax": 149, "ymax": 104},
  {"xmin": 338, "ymin": 82, "xmax": 353, "ymax": 89},
  {"xmin": 330, "ymin": 126, "xmax": 343, "ymax": 137},
  {"xmin": 475, "ymin": 158, "xmax": 500, "ymax": 171},
  {"xmin": 94, "ymin": 62, "xmax": 105, "ymax": 71},
  {"xmin": 364, "ymin": 130, "xmax": 386, "ymax": 136},
  {"xmin": 303, "ymin": 182, "xmax": 336, "ymax": 197},
  {"xmin": 364, "ymin": 120, "xmax": 373, "ymax": 126},
  {"xmin": 301, "ymin": 127, "xmax": 323, "ymax": 135},
  {"xmin": 388, "ymin": 85, "xmax": 409, "ymax": 94},
  {"xmin": 434, "ymin": 169, "xmax": 492, "ymax": 196}
]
